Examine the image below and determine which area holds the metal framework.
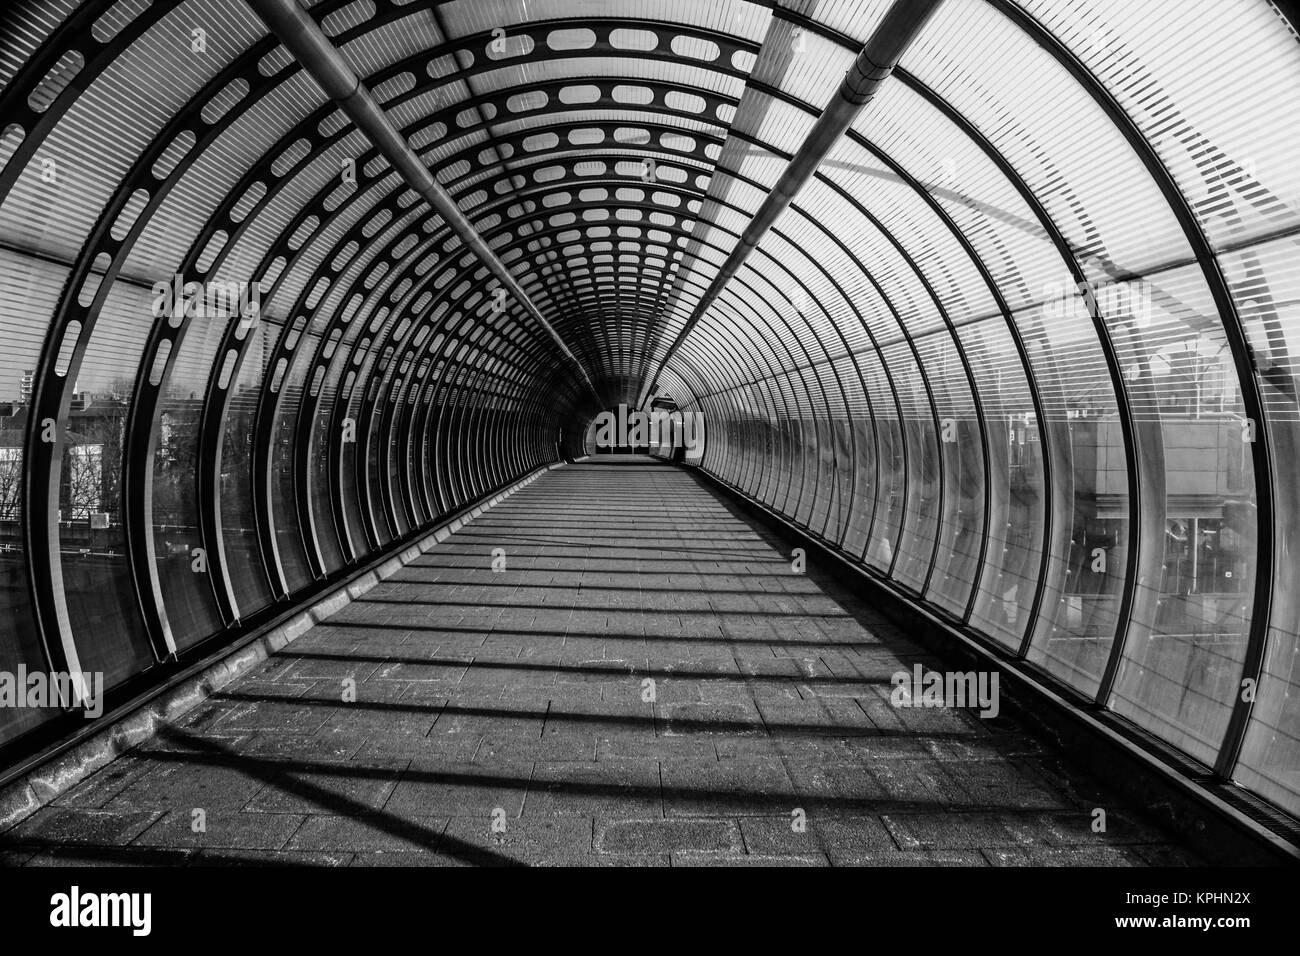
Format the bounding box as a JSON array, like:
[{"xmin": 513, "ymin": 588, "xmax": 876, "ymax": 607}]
[{"xmin": 0, "ymin": 0, "xmax": 1298, "ymax": 828}]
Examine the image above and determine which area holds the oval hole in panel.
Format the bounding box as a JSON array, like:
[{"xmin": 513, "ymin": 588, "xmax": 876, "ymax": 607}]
[
  {"xmin": 28, "ymin": 50, "xmax": 83, "ymax": 113},
  {"xmin": 217, "ymin": 349, "xmax": 239, "ymax": 390},
  {"xmin": 671, "ymin": 35, "xmax": 720, "ymax": 62},
  {"xmin": 559, "ymin": 84, "xmax": 601, "ymax": 105},
  {"xmin": 270, "ymin": 357, "xmax": 288, "ymax": 393},
  {"xmin": 547, "ymin": 28, "xmax": 596, "ymax": 51},
  {"xmin": 54, "ymin": 320, "xmax": 83, "ymax": 377},
  {"xmin": 148, "ymin": 338, "xmax": 173, "ymax": 386}
]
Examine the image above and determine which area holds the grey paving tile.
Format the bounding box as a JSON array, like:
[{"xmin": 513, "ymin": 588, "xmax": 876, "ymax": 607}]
[
  {"xmin": 7, "ymin": 807, "xmax": 163, "ymax": 846},
  {"xmin": 243, "ymin": 758, "xmax": 407, "ymax": 815},
  {"xmin": 881, "ymin": 811, "xmax": 1031, "ymax": 851},
  {"xmin": 133, "ymin": 809, "xmax": 306, "ymax": 850},
  {"xmin": 661, "ymin": 758, "xmax": 798, "ymax": 817},
  {"xmin": 442, "ymin": 815, "xmax": 594, "ymax": 861},
  {"xmin": 286, "ymin": 814, "xmax": 448, "ymax": 853},
  {"xmin": 594, "ymin": 818, "xmax": 743, "ymax": 855},
  {"xmin": 383, "ymin": 759, "xmax": 534, "ymax": 818},
  {"xmin": 740, "ymin": 814, "xmax": 898, "ymax": 859},
  {"xmin": 104, "ymin": 762, "xmax": 269, "ymax": 812},
  {"xmin": 527, "ymin": 760, "xmax": 662, "ymax": 816}
]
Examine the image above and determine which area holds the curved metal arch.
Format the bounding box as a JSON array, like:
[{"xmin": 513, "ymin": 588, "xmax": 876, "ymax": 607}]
[
  {"xmin": 986, "ymin": 0, "xmax": 1278, "ymax": 783},
  {"xmin": 0, "ymin": 0, "xmax": 193, "ymax": 203},
  {"xmin": 644, "ymin": 299, "xmax": 797, "ymax": 500},
  {"xmin": 779, "ymin": 184, "xmax": 993, "ymax": 613},
  {"xmin": 14, "ymin": 0, "xmax": 424, "ymax": 646},
  {"xmin": 314, "ymin": 259, "xmax": 542, "ymax": 552},
  {"xmin": 704, "ymin": 269, "xmax": 842, "ymax": 523},
  {"xmin": 343, "ymin": 259, "xmax": 506, "ymax": 545},
  {"xmin": 15, "ymin": 23, "xmax": 320, "ymax": 671},
  {"xmin": 808, "ymin": 152, "xmax": 1059, "ymax": 645},
  {"xmin": 407, "ymin": 338, "xmax": 515, "ymax": 512},
  {"xmin": 355, "ymin": 261, "xmax": 532, "ymax": 533},
  {"xmin": 707, "ymin": 255, "xmax": 938, "ymax": 580},
  {"xmin": 845, "ymin": 80, "xmax": 1148, "ymax": 704},
  {"xmin": 440, "ymin": 340, "xmax": 518, "ymax": 506},
  {"xmin": 814, "ymin": 140, "xmax": 1063, "ymax": 648},
  {"xmin": 644, "ymin": 250, "xmax": 806, "ymax": 504},
  {"xmin": 686, "ymin": 296, "xmax": 824, "ymax": 516},
  {"xmin": 14, "ymin": 0, "xmax": 445, "ymax": 635},
  {"xmin": 251, "ymin": 198, "xmax": 448, "ymax": 592},
  {"xmin": 651, "ymin": 10, "xmax": 1147, "ymax": 702},
  {"xmin": 657, "ymin": 85, "xmax": 976, "ymax": 603},
  {"xmin": 680, "ymin": 189, "xmax": 938, "ymax": 578},
  {"xmin": 756, "ymin": 5, "xmax": 1156, "ymax": 714},
  {"xmin": 479, "ymin": 206, "xmax": 726, "ymax": 313},
  {"xmin": 720, "ymin": 263, "xmax": 850, "ymax": 532},
  {"xmin": 247, "ymin": 149, "xmax": 607, "ymax": 589},
  {"xmin": 748, "ymin": 217, "xmax": 889, "ymax": 557},
  {"xmin": 200, "ymin": 174, "xmax": 439, "ymax": 608},
  {"xmin": 300, "ymin": 235, "xmax": 495, "ymax": 564},
  {"xmin": 280, "ymin": 191, "xmax": 598, "ymax": 556},
  {"xmin": 118, "ymin": 58, "xmax": 386, "ymax": 643},
  {"xmin": 694, "ymin": 300, "xmax": 810, "ymax": 516},
  {"xmin": 718, "ymin": 239, "xmax": 862, "ymax": 542},
  {"xmin": 116, "ymin": 5, "xmax": 780, "ymax": 613},
  {"xmin": 278, "ymin": 156, "xmax": 729, "ymax": 405}
]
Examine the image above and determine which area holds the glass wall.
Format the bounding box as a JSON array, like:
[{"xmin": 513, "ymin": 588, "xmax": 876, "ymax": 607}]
[{"xmin": 656, "ymin": 0, "xmax": 1300, "ymax": 822}]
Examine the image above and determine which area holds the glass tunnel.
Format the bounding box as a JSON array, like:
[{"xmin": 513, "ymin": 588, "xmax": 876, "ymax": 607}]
[{"xmin": 0, "ymin": 0, "xmax": 1299, "ymax": 837}]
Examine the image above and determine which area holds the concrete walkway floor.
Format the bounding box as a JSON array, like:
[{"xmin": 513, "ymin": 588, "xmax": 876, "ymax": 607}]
[{"xmin": 0, "ymin": 456, "xmax": 1202, "ymax": 866}]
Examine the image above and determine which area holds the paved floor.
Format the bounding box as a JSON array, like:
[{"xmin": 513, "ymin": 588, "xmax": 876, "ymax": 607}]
[{"xmin": 0, "ymin": 456, "xmax": 1202, "ymax": 866}]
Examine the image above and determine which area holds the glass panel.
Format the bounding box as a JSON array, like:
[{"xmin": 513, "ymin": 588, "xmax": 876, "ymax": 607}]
[
  {"xmin": 0, "ymin": 249, "xmax": 61, "ymax": 744},
  {"xmin": 1228, "ymin": 234, "xmax": 1300, "ymax": 815},
  {"xmin": 1108, "ymin": 265, "xmax": 1255, "ymax": 765},
  {"xmin": 220, "ymin": 319, "xmax": 276, "ymax": 612},
  {"xmin": 152, "ymin": 314, "xmax": 225, "ymax": 650},
  {"xmin": 54, "ymin": 283, "xmax": 156, "ymax": 685}
]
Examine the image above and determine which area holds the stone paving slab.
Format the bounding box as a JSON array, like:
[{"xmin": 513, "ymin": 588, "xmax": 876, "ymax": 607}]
[{"xmin": 0, "ymin": 457, "xmax": 1205, "ymax": 866}]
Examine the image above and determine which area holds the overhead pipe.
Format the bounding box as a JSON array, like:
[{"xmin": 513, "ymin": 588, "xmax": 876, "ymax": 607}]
[
  {"xmin": 247, "ymin": 0, "xmax": 601, "ymax": 405},
  {"xmin": 638, "ymin": 0, "xmax": 944, "ymax": 408}
]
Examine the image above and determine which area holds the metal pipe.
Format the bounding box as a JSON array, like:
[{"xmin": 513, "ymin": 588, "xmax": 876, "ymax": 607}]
[
  {"xmin": 638, "ymin": 0, "xmax": 944, "ymax": 407},
  {"xmin": 247, "ymin": 0, "xmax": 600, "ymax": 405}
]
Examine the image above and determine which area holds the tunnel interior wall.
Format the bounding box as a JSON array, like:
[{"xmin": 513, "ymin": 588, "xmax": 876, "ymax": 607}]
[{"xmin": 0, "ymin": 0, "xmax": 1297, "ymax": 832}]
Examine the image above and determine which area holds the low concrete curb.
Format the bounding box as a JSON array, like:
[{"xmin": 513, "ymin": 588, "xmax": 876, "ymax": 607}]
[{"xmin": 0, "ymin": 462, "xmax": 563, "ymax": 832}]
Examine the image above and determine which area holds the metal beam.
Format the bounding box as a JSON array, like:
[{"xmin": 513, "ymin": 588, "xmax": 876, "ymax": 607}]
[
  {"xmin": 246, "ymin": 0, "xmax": 600, "ymax": 406},
  {"xmin": 637, "ymin": 0, "xmax": 944, "ymax": 408}
]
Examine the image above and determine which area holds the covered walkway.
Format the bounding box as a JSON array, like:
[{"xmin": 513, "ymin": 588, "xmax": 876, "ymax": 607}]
[
  {"xmin": 0, "ymin": 458, "xmax": 1197, "ymax": 865},
  {"xmin": 1, "ymin": 0, "xmax": 1298, "ymax": 872}
]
